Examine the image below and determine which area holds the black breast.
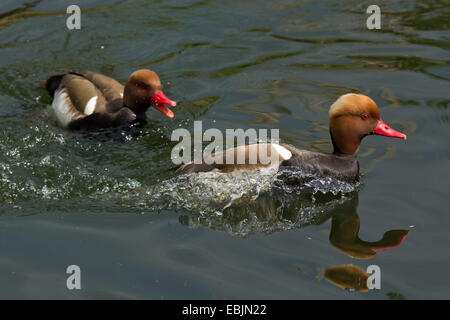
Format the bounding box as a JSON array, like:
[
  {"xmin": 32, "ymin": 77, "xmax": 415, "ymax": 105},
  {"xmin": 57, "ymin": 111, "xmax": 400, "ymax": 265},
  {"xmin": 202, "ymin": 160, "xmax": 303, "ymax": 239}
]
[{"xmin": 279, "ymin": 151, "xmax": 359, "ymax": 183}]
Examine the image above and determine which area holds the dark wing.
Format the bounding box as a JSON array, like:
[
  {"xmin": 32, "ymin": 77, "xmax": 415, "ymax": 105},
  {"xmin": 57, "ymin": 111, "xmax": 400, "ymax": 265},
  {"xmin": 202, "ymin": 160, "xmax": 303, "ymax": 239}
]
[
  {"xmin": 61, "ymin": 74, "xmax": 107, "ymax": 115},
  {"xmin": 67, "ymin": 70, "xmax": 124, "ymax": 103},
  {"xmin": 40, "ymin": 70, "xmax": 125, "ymax": 115}
]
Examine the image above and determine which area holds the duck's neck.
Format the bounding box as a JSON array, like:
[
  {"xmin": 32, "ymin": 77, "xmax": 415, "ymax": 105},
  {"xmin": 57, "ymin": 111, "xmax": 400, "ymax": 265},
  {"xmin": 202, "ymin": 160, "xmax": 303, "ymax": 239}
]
[
  {"xmin": 123, "ymin": 102, "xmax": 147, "ymax": 119},
  {"xmin": 330, "ymin": 129, "xmax": 360, "ymax": 155},
  {"xmin": 121, "ymin": 104, "xmax": 147, "ymax": 128},
  {"xmin": 134, "ymin": 110, "xmax": 147, "ymax": 121}
]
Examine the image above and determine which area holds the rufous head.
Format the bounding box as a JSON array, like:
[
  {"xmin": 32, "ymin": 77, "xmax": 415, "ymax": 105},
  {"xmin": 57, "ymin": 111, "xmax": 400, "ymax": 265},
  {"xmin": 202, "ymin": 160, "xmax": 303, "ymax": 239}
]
[
  {"xmin": 329, "ymin": 94, "xmax": 406, "ymax": 154},
  {"xmin": 123, "ymin": 69, "xmax": 176, "ymax": 117}
]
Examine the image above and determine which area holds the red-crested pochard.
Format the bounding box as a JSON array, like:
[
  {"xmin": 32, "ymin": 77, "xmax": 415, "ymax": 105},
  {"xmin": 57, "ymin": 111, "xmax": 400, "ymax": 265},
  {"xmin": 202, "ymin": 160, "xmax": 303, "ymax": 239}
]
[
  {"xmin": 40, "ymin": 69, "xmax": 177, "ymax": 130},
  {"xmin": 174, "ymin": 94, "xmax": 406, "ymax": 182}
]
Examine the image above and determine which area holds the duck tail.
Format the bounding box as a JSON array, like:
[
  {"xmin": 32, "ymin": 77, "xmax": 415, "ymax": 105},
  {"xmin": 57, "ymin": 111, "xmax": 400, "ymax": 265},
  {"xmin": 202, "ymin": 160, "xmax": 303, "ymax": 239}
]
[{"xmin": 39, "ymin": 74, "xmax": 64, "ymax": 97}]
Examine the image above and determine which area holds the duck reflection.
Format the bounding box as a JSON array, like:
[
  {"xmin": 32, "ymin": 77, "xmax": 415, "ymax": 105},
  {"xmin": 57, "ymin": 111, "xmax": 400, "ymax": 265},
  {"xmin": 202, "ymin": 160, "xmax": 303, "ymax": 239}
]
[
  {"xmin": 323, "ymin": 193, "xmax": 409, "ymax": 292},
  {"xmin": 179, "ymin": 190, "xmax": 409, "ymax": 292},
  {"xmin": 179, "ymin": 191, "xmax": 409, "ymax": 257},
  {"xmin": 328, "ymin": 194, "xmax": 409, "ymax": 259},
  {"xmin": 324, "ymin": 264, "xmax": 370, "ymax": 292}
]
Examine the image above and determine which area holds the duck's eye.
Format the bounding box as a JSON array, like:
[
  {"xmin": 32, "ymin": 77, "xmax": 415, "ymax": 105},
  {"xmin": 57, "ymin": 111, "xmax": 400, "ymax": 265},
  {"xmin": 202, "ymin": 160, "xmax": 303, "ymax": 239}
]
[{"xmin": 361, "ymin": 114, "xmax": 369, "ymax": 120}]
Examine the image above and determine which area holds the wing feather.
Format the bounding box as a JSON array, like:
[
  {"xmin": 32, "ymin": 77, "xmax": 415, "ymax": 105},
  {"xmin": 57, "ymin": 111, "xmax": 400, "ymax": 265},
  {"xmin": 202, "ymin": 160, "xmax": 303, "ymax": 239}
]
[{"xmin": 174, "ymin": 143, "xmax": 293, "ymax": 175}]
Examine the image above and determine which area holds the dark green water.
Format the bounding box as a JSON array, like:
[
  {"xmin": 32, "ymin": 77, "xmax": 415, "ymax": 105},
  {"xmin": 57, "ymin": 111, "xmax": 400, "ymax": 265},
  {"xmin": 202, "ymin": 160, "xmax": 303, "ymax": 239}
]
[{"xmin": 0, "ymin": 0, "xmax": 449, "ymax": 299}]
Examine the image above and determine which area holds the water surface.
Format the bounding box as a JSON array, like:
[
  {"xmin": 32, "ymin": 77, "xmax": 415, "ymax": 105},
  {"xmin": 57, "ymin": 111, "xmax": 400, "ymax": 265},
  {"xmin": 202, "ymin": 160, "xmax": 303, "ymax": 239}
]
[{"xmin": 0, "ymin": 0, "xmax": 449, "ymax": 299}]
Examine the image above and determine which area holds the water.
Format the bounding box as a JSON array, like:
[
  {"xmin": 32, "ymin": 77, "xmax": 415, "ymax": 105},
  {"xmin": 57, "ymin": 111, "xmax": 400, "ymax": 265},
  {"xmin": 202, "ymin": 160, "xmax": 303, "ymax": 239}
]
[{"xmin": 0, "ymin": 0, "xmax": 449, "ymax": 299}]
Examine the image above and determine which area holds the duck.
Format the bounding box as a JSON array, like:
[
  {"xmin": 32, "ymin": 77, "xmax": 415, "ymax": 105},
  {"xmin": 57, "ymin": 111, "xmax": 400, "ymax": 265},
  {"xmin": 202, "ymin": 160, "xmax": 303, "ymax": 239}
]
[
  {"xmin": 174, "ymin": 94, "xmax": 406, "ymax": 182},
  {"xmin": 40, "ymin": 69, "xmax": 177, "ymax": 130}
]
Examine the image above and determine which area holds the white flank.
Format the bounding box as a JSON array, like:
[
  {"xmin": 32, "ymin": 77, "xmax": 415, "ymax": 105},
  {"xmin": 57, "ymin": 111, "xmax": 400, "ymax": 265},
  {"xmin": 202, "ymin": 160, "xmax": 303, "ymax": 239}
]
[
  {"xmin": 51, "ymin": 90, "xmax": 80, "ymax": 128},
  {"xmin": 272, "ymin": 144, "xmax": 292, "ymax": 160},
  {"xmin": 84, "ymin": 96, "xmax": 97, "ymax": 115}
]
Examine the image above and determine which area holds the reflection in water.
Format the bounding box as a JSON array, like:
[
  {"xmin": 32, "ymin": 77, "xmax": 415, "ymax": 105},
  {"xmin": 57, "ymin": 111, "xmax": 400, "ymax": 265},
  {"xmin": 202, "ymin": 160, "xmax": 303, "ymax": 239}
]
[
  {"xmin": 176, "ymin": 186, "xmax": 409, "ymax": 292},
  {"xmin": 325, "ymin": 195, "xmax": 408, "ymax": 292},
  {"xmin": 177, "ymin": 185, "xmax": 409, "ymax": 251},
  {"xmin": 324, "ymin": 265, "xmax": 370, "ymax": 292},
  {"xmin": 328, "ymin": 195, "xmax": 409, "ymax": 260}
]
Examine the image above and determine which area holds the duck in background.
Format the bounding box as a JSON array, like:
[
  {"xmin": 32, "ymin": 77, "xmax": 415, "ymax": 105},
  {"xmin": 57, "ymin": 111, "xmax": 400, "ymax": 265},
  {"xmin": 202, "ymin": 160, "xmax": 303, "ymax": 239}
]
[
  {"xmin": 40, "ymin": 69, "xmax": 177, "ymax": 130},
  {"xmin": 174, "ymin": 94, "xmax": 406, "ymax": 183}
]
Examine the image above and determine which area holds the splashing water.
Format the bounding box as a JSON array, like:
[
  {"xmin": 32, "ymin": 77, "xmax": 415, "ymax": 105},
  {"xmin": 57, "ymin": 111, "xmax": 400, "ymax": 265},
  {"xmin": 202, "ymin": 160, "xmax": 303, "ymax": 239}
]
[
  {"xmin": 124, "ymin": 169, "xmax": 278, "ymax": 214},
  {"xmin": 273, "ymin": 167, "xmax": 359, "ymax": 196},
  {"xmin": 122, "ymin": 167, "xmax": 360, "ymax": 215},
  {"xmin": 114, "ymin": 167, "xmax": 362, "ymax": 236}
]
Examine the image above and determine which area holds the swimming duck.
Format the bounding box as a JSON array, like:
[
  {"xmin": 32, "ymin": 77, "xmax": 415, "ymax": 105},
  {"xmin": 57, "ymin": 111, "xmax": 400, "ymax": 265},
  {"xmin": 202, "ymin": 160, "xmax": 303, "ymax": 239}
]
[
  {"xmin": 40, "ymin": 69, "xmax": 177, "ymax": 130},
  {"xmin": 174, "ymin": 94, "xmax": 406, "ymax": 182}
]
